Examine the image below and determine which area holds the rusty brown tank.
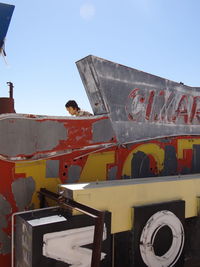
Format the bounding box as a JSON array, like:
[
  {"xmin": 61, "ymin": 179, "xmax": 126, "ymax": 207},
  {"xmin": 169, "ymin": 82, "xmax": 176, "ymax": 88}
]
[{"xmin": 0, "ymin": 82, "xmax": 15, "ymax": 114}]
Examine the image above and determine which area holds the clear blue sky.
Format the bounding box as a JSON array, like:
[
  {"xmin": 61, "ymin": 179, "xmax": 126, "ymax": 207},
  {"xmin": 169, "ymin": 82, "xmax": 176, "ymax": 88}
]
[{"xmin": 0, "ymin": 0, "xmax": 200, "ymax": 116}]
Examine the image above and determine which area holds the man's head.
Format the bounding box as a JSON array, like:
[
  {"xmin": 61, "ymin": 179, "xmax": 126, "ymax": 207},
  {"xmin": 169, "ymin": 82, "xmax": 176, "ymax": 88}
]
[{"xmin": 65, "ymin": 100, "xmax": 80, "ymax": 115}]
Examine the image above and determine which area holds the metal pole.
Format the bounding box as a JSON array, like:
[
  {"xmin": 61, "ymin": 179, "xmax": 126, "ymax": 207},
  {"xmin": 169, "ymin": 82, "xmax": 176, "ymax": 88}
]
[
  {"xmin": 91, "ymin": 212, "xmax": 105, "ymax": 267},
  {"xmin": 7, "ymin": 81, "xmax": 13, "ymax": 98}
]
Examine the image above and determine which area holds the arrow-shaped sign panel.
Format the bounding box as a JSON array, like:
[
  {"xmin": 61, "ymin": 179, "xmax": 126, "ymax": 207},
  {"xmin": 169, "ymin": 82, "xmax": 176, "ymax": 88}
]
[{"xmin": 43, "ymin": 225, "xmax": 107, "ymax": 266}]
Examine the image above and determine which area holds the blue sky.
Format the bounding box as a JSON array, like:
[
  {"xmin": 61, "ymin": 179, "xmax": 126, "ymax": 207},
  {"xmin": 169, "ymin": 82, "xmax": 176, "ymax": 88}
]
[{"xmin": 0, "ymin": 0, "xmax": 200, "ymax": 116}]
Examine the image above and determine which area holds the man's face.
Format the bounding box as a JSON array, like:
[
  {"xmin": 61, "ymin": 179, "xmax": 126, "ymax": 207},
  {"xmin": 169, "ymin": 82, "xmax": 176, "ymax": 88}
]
[{"xmin": 66, "ymin": 106, "xmax": 77, "ymax": 115}]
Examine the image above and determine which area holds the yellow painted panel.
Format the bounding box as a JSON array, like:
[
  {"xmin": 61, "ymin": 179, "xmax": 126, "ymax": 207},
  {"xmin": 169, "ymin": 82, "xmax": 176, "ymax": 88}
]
[
  {"xmin": 122, "ymin": 143, "xmax": 165, "ymax": 176},
  {"xmin": 15, "ymin": 160, "xmax": 60, "ymax": 208},
  {"xmin": 80, "ymin": 151, "xmax": 115, "ymax": 182},
  {"xmin": 61, "ymin": 175, "xmax": 200, "ymax": 234}
]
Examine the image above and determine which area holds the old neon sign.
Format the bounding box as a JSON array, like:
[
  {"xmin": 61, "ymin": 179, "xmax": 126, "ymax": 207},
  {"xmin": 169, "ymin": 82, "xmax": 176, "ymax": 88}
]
[{"xmin": 126, "ymin": 88, "xmax": 200, "ymax": 124}]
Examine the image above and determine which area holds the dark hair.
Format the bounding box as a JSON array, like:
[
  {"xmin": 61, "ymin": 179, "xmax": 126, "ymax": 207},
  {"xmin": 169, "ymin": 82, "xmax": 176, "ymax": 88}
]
[{"xmin": 65, "ymin": 100, "xmax": 80, "ymax": 110}]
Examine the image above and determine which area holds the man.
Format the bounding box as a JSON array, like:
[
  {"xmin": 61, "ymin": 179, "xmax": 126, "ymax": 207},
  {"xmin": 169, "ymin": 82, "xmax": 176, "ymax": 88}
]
[{"xmin": 65, "ymin": 100, "xmax": 92, "ymax": 117}]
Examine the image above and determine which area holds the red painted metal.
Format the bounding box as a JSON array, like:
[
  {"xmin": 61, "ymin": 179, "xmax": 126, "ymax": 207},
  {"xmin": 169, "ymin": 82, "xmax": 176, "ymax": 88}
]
[
  {"xmin": 0, "ymin": 82, "xmax": 15, "ymax": 114},
  {"xmin": 0, "ymin": 97, "xmax": 15, "ymax": 114}
]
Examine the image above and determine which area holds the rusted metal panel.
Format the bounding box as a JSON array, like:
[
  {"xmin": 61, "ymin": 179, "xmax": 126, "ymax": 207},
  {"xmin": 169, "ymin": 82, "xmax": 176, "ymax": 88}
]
[
  {"xmin": 0, "ymin": 98, "xmax": 15, "ymax": 114},
  {"xmin": 0, "ymin": 83, "xmax": 15, "ymax": 114}
]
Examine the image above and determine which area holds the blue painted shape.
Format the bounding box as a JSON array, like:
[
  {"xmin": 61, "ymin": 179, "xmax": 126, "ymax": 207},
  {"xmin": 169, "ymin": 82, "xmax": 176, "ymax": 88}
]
[{"xmin": 0, "ymin": 3, "xmax": 15, "ymax": 50}]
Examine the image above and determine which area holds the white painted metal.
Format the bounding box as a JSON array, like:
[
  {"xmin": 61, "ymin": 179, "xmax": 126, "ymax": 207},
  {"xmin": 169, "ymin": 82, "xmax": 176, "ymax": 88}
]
[
  {"xmin": 139, "ymin": 210, "xmax": 184, "ymax": 267},
  {"xmin": 43, "ymin": 224, "xmax": 107, "ymax": 267},
  {"xmin": 27, "ymin": 215, "xmax": 67, "ymax": 226}
]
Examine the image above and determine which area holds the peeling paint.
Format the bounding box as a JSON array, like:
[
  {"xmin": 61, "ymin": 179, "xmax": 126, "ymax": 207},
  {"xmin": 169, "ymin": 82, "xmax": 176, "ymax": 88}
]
[
  {"xmin": 162, "ymin": 145, "xmax": 177, "ymax": 176},
  {"xmin": 108, "ymin": 166, "xmax": 117, "ymax": 180},
  {"xmin": 12, "ymin": 177, "xmax": 35, "ymax": 211},
  {"xmin": 192, "ymin": 145, "xmax": 200, "ymax": 173},
  {"xmin": 77, "ymin": 55, "xmax": 200, "ymax": 143},
  {"xmin": 0, "ymin": 231, "xmax": 11, "ymax": 255},
  {"xmin": 0, "ymin": 194, "xmax": 11, "ymax": 255},
  {"xmin": 2, "ymin": 54, "xmax": 200, "ymax": 265},
  {"xmin": 0, "ymin": 195, "xmax": 11, "ymax": 227},
  {"xmin": 46, "ymin": 160, "xmax": 59, "ymax": 178},
  {"xmin": 68, "ymin": 165, "xmax": 81, "ymax": 183},
  {"xmin": 92, "ymin": 119, "xmax": 115, "ymax": 143},
  {"xmin": 131, "ymin": 151, "xmax": 156, "ymax": 178},
  {"xmin": 0, "ymin": 119, "xmax": 67, "ymax": 156}
]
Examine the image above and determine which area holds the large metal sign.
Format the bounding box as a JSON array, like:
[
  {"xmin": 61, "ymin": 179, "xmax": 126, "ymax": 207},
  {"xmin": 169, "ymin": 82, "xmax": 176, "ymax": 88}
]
[
  {"xmin": 76, "ymin": 55, "xmax": 200, "ymax": 144},
  {"xmin": 0, "ymin": 53, "xmax": 200, "ymax": 266}
]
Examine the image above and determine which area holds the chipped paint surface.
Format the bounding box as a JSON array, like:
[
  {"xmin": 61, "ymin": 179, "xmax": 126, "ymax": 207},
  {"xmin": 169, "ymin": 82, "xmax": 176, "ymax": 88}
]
[
  {"xmin": 1, "ymin": 56, "xmax": 200, "ymax": 265},
  {"xmin": 0, "ymin": 195, "xmax": 11, "ymax": 255},
  {"xmin": 0, "ymin": 114, "xmax": 115, "ymax": 161},
  {"xmin": 12, "ymin": 177, "xmax": 35, "ymax": 211},
  {"xmin": 43, "ymin": 225, "xmax": 107, "ymax": 265},
  {"xmin": 15, "ymin": 160, "xmax": 60, "ymax": 208},
  {"xmin": 92, "ymin": 119, "xmax": 115, "ymax": 143},
  {"xmin": 68, "ymin": 165, "xmax": 82, "ymax": 183},
  {"xmin": 77, "ymin": 55, "xmax": 200, "ymax": 143},
  {"xmin": 46, "ymin": 160, "xmax": 59, "ymax": 178},
  {"xmin": 0, "ymin": 117, "xmax": 67, "ymax": 157},
  {"xmin": 108, "ymin": 166, "xmax": 118, "ymax": 180}
]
